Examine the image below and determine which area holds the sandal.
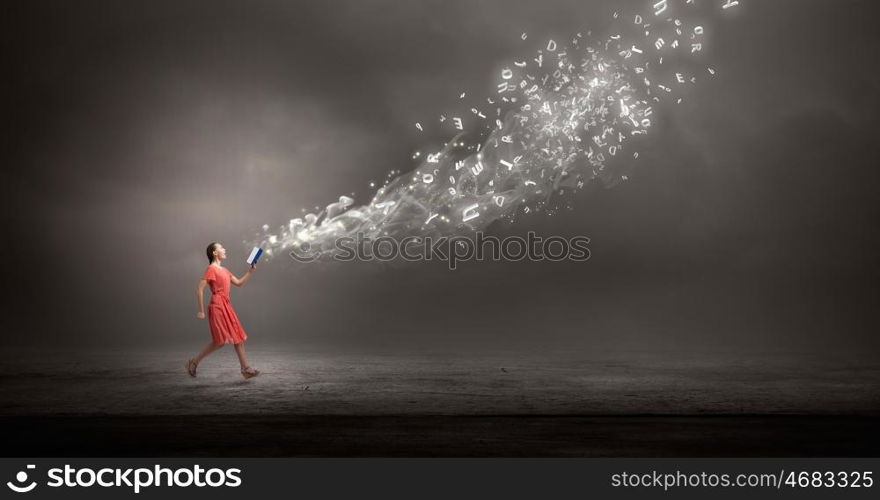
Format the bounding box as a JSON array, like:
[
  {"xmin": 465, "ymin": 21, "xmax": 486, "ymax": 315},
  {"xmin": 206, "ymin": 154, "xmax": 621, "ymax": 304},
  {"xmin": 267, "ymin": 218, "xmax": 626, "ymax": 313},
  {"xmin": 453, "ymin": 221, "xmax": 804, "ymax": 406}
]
[
  {"xmin": 241, "ymin": 366, "xmax": 261, "ymax": 379},
  {"xmin": 186, "ymin": 358, "xmax": 198, "ymax": 377}
]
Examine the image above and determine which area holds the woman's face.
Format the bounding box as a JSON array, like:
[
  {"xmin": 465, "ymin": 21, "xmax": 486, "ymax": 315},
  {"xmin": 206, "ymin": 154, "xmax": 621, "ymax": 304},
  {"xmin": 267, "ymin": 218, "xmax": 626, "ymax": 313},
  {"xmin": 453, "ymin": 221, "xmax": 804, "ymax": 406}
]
[{"xmin": 213, "ymin": 244, "xmax": 227, "ymax": 262}]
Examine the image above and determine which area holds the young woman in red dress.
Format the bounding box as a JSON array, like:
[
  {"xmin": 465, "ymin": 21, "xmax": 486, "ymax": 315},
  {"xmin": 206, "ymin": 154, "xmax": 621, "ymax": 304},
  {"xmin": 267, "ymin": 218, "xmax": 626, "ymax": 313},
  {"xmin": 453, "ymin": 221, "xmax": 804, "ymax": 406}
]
[{"xmin": 187, "ymin": 242, "xmax": 260, "ymax": 379}]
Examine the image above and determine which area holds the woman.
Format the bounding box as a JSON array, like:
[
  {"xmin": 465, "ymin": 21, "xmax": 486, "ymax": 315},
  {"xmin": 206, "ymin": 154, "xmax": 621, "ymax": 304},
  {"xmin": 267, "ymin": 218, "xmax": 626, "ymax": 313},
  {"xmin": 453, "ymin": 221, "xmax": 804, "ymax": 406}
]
[{"xmin": 187, "ymin": 242, "xmax": 260, "ymax": 379}]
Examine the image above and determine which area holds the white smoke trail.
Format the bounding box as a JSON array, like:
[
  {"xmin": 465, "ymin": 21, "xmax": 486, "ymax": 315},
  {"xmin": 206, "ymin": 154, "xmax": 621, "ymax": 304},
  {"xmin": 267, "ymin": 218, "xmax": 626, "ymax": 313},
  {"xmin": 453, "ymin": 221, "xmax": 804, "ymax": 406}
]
[{"xmin": 248, "ymin": 0, "xmax": 735, "ymax": 261}]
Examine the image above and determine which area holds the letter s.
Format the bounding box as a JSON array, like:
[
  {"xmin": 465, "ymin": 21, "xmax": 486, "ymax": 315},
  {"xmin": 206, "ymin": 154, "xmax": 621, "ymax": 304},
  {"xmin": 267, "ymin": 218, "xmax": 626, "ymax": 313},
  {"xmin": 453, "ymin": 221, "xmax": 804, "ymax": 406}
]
[
  {"xmin": 47, "ymin": 468, "xmax": 63, "ymax": 487},
  {"xmin": 569, "ymin": 236, "xmax": 591, "ymax": 261},
  {"xmin": 225, "ymin": 469, "xmax": 242, "ymax": 487},
  {"xmin": 334, "ymin": 237, "xmax": 356, "ymax": 261}
]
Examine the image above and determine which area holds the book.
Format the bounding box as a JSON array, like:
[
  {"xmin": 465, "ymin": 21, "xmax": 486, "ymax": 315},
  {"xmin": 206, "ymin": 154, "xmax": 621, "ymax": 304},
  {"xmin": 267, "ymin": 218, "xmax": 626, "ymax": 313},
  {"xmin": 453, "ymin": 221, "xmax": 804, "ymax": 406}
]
[{"xmin": 246, "ymin": 247, "xmax": 264, "ymax": 266}]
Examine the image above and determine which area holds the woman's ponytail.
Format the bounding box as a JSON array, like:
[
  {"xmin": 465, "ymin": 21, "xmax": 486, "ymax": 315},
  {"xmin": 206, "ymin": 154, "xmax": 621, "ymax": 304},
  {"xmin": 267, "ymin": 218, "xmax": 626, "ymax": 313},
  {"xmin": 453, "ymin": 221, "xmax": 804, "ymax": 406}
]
[{"xmin": 206, "ymin": 242, "xmax": 219, "ymax": 264}]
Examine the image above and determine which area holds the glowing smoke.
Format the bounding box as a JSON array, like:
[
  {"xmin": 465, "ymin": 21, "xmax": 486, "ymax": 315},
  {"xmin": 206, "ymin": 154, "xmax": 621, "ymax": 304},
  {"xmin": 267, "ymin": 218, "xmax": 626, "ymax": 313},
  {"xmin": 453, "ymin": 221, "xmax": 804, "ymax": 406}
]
[{"xmin": 248, "ymin": 0, "xmax": 735, "ymax": 261}]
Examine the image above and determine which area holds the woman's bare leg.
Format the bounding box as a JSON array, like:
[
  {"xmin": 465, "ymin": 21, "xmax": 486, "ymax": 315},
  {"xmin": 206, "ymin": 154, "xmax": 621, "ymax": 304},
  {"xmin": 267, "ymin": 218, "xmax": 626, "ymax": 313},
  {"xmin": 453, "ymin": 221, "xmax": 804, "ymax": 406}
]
[
  {"xmin": 233, "ymin": 343, "xmax": 250, "ymax": 370},
  {"xmin": 193, "ymin": 341, "xmax": 224, "ymax": 365}
]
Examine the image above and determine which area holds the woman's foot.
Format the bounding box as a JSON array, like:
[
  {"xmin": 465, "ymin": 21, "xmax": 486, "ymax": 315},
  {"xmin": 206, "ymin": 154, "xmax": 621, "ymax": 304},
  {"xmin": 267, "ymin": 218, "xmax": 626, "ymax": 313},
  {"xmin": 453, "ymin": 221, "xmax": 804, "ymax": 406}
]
[
  {"xmin": 241, "ymin": 366, "xmax": 260, "ymax": 379},
  {"xmin": 186, "ymin": 358, "xmax": 198, "ymax": 377}
]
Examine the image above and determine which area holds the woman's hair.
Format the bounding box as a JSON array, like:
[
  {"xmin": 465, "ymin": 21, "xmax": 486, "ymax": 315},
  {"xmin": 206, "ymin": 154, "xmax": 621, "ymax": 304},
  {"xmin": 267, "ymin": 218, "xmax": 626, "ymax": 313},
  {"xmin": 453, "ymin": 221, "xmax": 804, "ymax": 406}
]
[{"xmin": 206, "ymin": 242, "xmax": 219, "ymax": 264}]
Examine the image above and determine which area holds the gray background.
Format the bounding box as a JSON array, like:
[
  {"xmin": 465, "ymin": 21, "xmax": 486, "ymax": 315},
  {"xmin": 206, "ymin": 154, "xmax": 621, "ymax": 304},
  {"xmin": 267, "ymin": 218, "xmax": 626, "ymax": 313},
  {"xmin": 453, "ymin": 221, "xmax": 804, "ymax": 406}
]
[{"xmin": 2, "ymin": 0, "xmax": 879, "ymax": 358}]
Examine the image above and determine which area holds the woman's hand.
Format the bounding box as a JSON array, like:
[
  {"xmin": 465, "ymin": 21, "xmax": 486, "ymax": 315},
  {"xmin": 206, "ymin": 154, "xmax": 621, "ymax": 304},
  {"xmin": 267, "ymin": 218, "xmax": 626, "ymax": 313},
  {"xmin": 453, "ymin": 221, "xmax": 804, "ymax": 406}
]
[
  {"xmin": 196, "ymin": 311, "xmax": 206, "ymax": 320},
  {"xmin": 249, "ymin": 263, "xmax": 257, "ymax": 272}
]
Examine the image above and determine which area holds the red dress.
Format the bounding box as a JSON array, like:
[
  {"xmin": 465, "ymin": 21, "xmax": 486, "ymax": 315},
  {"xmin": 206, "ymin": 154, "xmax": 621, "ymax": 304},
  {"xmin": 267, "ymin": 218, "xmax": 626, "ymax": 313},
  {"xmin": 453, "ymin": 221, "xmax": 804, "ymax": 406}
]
[{"xmin": 202, "ymin": 265, "xmax": 249, "ymax": 344}]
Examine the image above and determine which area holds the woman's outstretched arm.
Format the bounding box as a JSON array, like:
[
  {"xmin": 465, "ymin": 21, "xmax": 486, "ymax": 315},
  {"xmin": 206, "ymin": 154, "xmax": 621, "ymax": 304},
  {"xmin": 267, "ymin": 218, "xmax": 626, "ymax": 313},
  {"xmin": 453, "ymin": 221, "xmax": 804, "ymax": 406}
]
[
  {"xmin": 230, "ymin": 265, "xmax": 256, "ymax": 287},
  {"xmin": 196, "ymin": 279, "xmax": 207, "ymax": 319}
]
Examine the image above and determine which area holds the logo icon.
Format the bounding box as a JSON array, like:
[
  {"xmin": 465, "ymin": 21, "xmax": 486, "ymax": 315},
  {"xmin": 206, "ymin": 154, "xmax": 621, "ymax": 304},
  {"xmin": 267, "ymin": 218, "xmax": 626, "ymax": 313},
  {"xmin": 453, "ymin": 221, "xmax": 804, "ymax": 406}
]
[{"xmin": 7, "ymin": 465, "xmax": 37, "ymax": 493}]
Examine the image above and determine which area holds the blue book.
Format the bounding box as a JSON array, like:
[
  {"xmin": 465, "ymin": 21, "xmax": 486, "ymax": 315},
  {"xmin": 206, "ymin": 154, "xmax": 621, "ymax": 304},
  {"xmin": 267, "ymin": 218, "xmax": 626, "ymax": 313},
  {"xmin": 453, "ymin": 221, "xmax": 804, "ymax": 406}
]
[{"xmin": 246, "ymin": 247, "xmax": 264, "ymax": 266}]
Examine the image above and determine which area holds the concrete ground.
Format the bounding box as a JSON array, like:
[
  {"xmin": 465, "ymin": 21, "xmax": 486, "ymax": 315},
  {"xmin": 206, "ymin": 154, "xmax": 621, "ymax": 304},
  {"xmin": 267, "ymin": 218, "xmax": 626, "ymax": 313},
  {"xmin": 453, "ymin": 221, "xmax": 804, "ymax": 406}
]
[{"xmin": 1, "ymin": 349, "xmax": 878, "ymax": 456}]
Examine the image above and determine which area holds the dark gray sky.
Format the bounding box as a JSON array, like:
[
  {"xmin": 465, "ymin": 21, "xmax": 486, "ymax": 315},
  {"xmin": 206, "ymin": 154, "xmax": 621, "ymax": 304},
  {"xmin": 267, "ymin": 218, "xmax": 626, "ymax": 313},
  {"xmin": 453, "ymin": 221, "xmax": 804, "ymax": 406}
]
[{"xmin": 2, "ymin": 0, "xmax": 879, "ymax": 357}]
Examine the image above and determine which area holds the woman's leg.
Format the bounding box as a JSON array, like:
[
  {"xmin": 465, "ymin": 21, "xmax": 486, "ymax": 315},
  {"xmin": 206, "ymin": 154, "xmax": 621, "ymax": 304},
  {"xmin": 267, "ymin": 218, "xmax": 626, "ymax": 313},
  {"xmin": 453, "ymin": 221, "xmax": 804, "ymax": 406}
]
[
  {"xmin": 233, "ymin": 343, "xmax": 250, "ymax": 370},
  {"xmin": 193, "ymin": 341, "xmax": 224, "ymax": 365}
]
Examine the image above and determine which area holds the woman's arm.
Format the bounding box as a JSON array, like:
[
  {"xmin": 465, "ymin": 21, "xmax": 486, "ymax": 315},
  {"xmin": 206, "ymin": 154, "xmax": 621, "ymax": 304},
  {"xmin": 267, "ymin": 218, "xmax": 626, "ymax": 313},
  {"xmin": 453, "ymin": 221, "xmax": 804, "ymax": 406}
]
[
  {"xmin": 196, "ymin": 279, "xmax": 207, "ymax": 319},
  {"xmin": 230, "ymin": 266, "xmax": 255, "ymax": 287}
]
